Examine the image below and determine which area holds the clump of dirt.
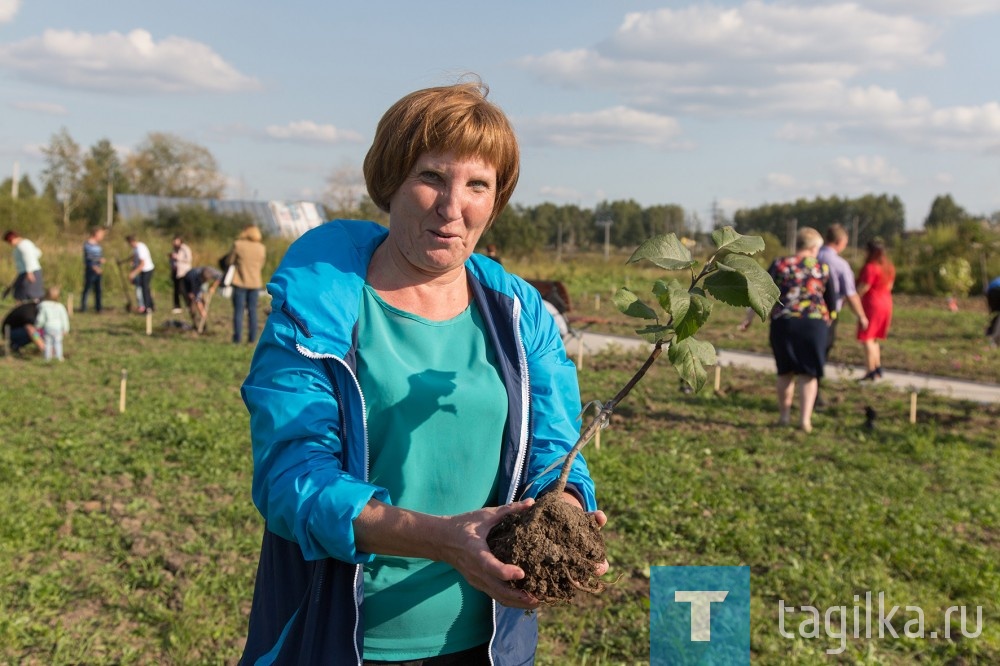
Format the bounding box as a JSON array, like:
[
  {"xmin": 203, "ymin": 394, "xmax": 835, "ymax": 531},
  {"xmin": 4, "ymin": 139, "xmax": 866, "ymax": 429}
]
[{"xmin": 487, "ymin": 492, "xmax": 606, "ymax": 604}]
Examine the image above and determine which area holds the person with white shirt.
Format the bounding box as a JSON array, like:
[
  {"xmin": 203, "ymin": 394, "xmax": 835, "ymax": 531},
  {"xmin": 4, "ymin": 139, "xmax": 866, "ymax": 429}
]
[
  {"xmin": 126, "ymin": 235, "xmax": 156, "ymax": 313},
  {"xmin": 4, "ymin": 229, "xmax": 44, "ymax": 303}
]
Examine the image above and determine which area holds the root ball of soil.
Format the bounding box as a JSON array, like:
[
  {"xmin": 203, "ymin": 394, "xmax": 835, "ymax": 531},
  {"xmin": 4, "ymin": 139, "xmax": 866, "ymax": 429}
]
[{"xmin": 487, "ymin": 492, "xmax": 606, "ymax": 604}]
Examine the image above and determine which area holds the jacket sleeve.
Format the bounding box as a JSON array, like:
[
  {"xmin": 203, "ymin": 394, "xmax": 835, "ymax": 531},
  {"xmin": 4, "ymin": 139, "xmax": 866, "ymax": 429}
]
[
  {"xmin": 242, "ymin": 311, "xmax": 390, "ymax": 564},
  {"xmin": 517, "ymin": 286, "xmax": 597, "ymax": 511}
]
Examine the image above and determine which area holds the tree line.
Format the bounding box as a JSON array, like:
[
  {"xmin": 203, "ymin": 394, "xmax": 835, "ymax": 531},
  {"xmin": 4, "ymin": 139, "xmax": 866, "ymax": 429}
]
[{"xmin": 3, "ymin": 127, "xmax": 999, "ymax": 296}]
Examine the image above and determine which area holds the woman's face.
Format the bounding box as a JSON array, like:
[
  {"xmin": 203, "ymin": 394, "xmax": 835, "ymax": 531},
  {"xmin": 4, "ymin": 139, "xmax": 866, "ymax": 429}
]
[{"xmin": 386, "ymin": 150, "xmax": 496, "ymax": 277}]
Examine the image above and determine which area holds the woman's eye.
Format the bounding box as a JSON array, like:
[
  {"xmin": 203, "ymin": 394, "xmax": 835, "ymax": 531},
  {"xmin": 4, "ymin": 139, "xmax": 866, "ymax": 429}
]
[{"xmin": 470, "ymin": 180, "xmax": 491, "ymax": 192}]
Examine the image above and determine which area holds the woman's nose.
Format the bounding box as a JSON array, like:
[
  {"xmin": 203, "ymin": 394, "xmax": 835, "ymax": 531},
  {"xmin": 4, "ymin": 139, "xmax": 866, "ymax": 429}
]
[{"xmin": 436, "ymin": 187, "xmax": 463, "ymax": 221}]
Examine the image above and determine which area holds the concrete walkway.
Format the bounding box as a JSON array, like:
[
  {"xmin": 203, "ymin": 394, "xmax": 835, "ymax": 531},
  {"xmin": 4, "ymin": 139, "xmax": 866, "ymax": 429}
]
[{"xmin": 564, "ymin": 331, "xmax": 1000, "ymax": 404}]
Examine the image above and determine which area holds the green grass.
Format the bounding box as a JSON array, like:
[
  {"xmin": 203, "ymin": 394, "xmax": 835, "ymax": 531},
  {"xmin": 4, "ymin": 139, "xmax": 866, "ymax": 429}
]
[{"xmin": 1, "ymin": 295, "xmax": 997, "ymax": 664}]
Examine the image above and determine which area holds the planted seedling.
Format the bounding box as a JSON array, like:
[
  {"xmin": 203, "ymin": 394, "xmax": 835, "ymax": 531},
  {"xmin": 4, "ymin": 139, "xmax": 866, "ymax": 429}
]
[{"xmin": 487, "ymin": 227, "xmax": 780, "ymax": 603}]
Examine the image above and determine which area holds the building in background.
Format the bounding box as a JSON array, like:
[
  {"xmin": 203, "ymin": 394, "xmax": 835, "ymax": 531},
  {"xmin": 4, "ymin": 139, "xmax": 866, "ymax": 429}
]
[{"xmin": 114, "ymin": 194, "xmax": 328, "ymax": 238}]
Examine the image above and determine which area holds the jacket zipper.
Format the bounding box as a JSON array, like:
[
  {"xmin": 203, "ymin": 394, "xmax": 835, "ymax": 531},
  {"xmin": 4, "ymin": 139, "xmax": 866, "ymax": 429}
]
[
  {"xmin": 490, "ymin": 295, "xmax": 531, "ymax": 666},
  {"xmin": 294, "ymin": 342, "xmax": 370, "ymax": 666}
]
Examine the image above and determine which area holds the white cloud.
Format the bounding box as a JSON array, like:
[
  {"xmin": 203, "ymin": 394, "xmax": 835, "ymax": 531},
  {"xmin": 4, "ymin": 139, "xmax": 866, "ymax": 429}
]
[
  {"xmin": 865, "ymin": 0, "xmax": 1000, "ymax": 16},
  {"xmin": 0, "ymin": 0, "xmax": 20, "ymax": 22},
  {"xmin": 11, "ymin": 100, "xmax": 67, "ymax": 116},
  {"xmin": 521, "ymin": 1, "xmax": 942, "ymax": 106},
  {"xmin": 0, "ymin": 29, "xmax": 261, "ymax": 93},
  {"xmin": 763, "ymin": 172, "xmax": 799, "ymax": 190},
  {"xmin": 519, "ymin": 106, "xmax": 686, "ymax": 149},
  {"xmin": 520, "ymin": 2, "xmax": 1000, "ymax": 159},
  {"xmin": 20, "ymin": 142, "xmax": 46, "ymax": 159},
  {"xmin": 606, "ymin": 2, "xmax": 938, "ymax": 66},
  {"xmin": 264, "ymin": 121, "xmax": 363, "ymax": 145},
  {"xmin": 831, "ymin": 155, "xmax": 906, "ymax": 188},
  {"xmin": 537, "ymin": 185, "xmax": 583, "ymax": 201}
]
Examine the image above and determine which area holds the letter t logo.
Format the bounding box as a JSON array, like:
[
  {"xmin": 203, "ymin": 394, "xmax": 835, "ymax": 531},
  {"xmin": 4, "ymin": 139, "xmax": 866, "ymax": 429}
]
[{"xmin": 674, "ymin": 590, "xmax": 729, "ymax": 641}]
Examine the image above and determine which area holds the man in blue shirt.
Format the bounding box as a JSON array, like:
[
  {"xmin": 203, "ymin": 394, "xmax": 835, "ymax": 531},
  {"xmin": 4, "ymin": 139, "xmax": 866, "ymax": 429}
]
[
  {"xmin": 817, "ymin": 224, "xmax": 869, "ymax": 404},
  {"xmin": 81, "ymin": 227, "xmax": 106, "ymax": 312}
]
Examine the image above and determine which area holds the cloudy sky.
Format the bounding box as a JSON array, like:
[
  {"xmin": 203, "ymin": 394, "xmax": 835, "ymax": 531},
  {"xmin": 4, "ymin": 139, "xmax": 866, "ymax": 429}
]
[{"xmin": 1, "ymin": 0, "xmax": 998, "ymax": 229}]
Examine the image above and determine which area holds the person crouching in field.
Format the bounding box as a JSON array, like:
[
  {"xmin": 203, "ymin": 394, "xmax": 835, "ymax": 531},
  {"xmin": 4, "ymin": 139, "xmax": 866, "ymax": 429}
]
[
  {"xmin": 35, "ymin": 286, "xmax": 70, "ymax": 362},
  {"xmin": 2, "ymin": 301, "xmax": 45, "ymax": 354},
  {"xmin": 183, "ymin": 266, "xmax": 223, "ymax": 325}
]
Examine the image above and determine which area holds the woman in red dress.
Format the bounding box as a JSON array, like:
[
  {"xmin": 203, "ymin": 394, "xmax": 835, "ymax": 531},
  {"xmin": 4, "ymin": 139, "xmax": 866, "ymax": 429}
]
[{"xmin": 856, "ymin": 239, "xmax": 895, "ymax": 380}]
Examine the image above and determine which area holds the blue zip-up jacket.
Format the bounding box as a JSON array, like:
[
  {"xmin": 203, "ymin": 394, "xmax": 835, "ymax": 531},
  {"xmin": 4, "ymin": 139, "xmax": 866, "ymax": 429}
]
[{"xmin": 240, "ymin": 220, "xmax": 597, "ymax": 666}]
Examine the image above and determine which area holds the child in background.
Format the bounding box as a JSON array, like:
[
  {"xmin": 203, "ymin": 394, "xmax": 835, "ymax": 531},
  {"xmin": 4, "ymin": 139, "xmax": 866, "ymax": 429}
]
[{"xmin": 35, "ymin": 286, "xmax": 71, "ymax": 361}]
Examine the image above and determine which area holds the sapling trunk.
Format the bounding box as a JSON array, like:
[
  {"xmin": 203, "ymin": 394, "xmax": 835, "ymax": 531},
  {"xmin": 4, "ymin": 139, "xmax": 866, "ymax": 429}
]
[{"xmin": 552, "ymin": 339, "xmax": 666, "ymax": 494}]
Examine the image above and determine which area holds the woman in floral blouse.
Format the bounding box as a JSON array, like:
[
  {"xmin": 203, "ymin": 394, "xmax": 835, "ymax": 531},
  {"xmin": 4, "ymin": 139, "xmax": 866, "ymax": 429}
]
[{"xmin": 741, "ymin": 227, "xmax": 838, "ymax": 433}]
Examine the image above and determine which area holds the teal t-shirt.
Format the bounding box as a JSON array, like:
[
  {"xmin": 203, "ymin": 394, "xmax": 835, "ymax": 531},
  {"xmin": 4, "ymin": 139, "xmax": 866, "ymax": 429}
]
[{"xmin": 357, "ymin": 284, "xmax": 508, "ymax": 660}]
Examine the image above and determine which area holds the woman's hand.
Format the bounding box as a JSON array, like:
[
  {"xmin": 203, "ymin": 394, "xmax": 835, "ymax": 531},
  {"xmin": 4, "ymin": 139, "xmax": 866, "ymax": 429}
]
[
  {"xmin": 355, "ymin": 498, "xmax": 541, "ymax": 609},
  {"xmin": 436, "ymin": 500, "xmax": 541, "ymax": 609}
]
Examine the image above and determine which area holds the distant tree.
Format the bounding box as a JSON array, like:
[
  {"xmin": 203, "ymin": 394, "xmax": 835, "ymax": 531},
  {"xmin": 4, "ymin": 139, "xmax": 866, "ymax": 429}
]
[
  {"xmin": 645, "ymin": 204, "xmax": 687, "ymax": 239},
  {"xmin": 1, "ymin": 174, "xmax": 37, "ymax": 199},
  {"xmin": 40, "ymin": 127, "xmax": 86, "ymax": 229},
  {"xmin": 924, "ymin": 194, "xmax": 969, "ymax": 228},
  {"xmin": 78, "ymin": 138, "xmax": 128, "ymax": 227},
  {"xmin": 733, "ymin": 194, "xmax": 904, "ymax": 248},
  {"xmin": 149, "ymin": 204, "xmax": 254, "ymax": 241},
  {"xmin": 124, "ymin": 132, "xmax": 225, "ymax": 199},
  {"xmin": 482, "ymin": 204, "xmax": 545, "ymax": 258},
  {"xmin": 323, "ymin": 161, "xmax": 367, "ymax": 218}
]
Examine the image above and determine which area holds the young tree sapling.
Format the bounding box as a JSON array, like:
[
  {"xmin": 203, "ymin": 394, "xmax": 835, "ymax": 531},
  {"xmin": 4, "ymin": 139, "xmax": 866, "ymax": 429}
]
[{"xmin": 487, "ymin": 227, "xmax": 780, "ymax": 603}]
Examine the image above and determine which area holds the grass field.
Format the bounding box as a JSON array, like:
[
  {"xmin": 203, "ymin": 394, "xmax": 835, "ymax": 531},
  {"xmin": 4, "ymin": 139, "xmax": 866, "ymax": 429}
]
[{"xmin": 0, "ymin": 283, "xmax": 997, "ymax": 664}]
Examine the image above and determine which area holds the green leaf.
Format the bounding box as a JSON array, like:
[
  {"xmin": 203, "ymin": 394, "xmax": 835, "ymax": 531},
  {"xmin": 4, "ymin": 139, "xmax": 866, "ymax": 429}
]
[
  {"xmin": 652, "ymin": 279, "xmax": 690, "ymax": 324},
  {"xmin": 627, "ymin": 234, "xmax": 695, "ymax": 271},
  {"xmin": 711, "ymin": 226, "xmax": 766, "ymax": 256},
  {"xmin": 674, "ymin": 293, "xmax": 713, "ymax": 342},
  {"xmin": 668, "ymin": 337, "xmax": 717, "ymax": 392},
  {"xmin": 633, "ymin": 324, "xmax": 673, "ymax": 344},
  {"xmin": 613, "ymin": 288, "xmax": 658, "ymax": 320},
  {"xmin": 703, "ymin": 254, "xmax": 780, "ymax": 320}
]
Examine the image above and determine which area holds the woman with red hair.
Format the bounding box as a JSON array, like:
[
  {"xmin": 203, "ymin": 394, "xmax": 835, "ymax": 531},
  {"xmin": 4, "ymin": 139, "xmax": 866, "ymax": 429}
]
[{"xmin": 856, "ymin": 238, "xmax": 895, "ymax": 380}]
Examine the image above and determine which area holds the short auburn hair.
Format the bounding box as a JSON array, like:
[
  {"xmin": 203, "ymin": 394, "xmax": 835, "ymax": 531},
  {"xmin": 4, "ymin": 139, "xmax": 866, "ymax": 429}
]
[{"xmin": 363, "ymin": 80, "xmax": 520, "ymax": 225}]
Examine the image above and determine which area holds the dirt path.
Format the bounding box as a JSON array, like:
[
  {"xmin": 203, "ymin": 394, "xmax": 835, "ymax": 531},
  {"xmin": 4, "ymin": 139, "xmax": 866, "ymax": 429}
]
[{"xmin": 567, "ymin": 332, "xmax": 1000, "ymax": 404}]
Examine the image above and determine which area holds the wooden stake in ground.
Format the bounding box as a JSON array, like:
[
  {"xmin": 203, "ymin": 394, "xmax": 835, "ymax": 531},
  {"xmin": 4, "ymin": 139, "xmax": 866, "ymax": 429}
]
[
  {"xmin": 910, "ymin": 391, "xmax": 917, "ymax": 424},
  {"xmin": 145, "ymin": 311, "xmax": 153, "ymax": 336},
  {"xmin": 67, "ymin": 293, "xmax": 74, "ymax": 317},
  {"xmin": 714, "ymin": 364, "xmax": 721, "ymax": 391},
  {"xmin": 119, "ymin": 369, "xmax": 128, "ymax": 413}
]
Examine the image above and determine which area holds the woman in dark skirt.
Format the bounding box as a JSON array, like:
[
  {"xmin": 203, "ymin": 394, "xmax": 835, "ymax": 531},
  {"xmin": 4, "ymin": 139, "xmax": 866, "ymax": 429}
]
[{"xmin": 741, "ymin": 227, "xmax": 837, "ymax": 432}]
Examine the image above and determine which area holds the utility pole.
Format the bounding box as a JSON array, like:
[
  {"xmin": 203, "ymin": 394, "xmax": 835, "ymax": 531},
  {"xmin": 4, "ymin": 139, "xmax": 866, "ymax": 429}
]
[
  {"xmin": 10, "ymin": 161, "xmax": 18, "ymax": 227},
  {"xmin": 596, "ymin": 212, "xmax": 613, "ymax": 262},
  {"xmin": 786, "ymin": 217, "xmax": 798, "ymax": 254},
  {"xmin": 556, "ymin": 217, "xmax": 564, "ymax": 263},
  {"xmin": 106, "ymin": 166, "xmax": 114, "ymax": 228}
]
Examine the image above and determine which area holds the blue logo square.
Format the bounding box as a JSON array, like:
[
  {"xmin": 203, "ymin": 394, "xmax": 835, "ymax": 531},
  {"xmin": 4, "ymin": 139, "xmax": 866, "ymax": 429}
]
[{"xmin": 650, "ymin": 565, "xmax": 750, "ymax": 665}]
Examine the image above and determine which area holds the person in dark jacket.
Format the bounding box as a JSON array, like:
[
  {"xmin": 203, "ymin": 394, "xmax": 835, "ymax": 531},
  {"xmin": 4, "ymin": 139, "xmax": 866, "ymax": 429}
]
[
  {"xmin": 239, "ymin": 79, "xmax": 606, "ymax": 666},
  {"xmin": 1, "ymin": 301, "xmax": 45, "ymax": 353}
]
